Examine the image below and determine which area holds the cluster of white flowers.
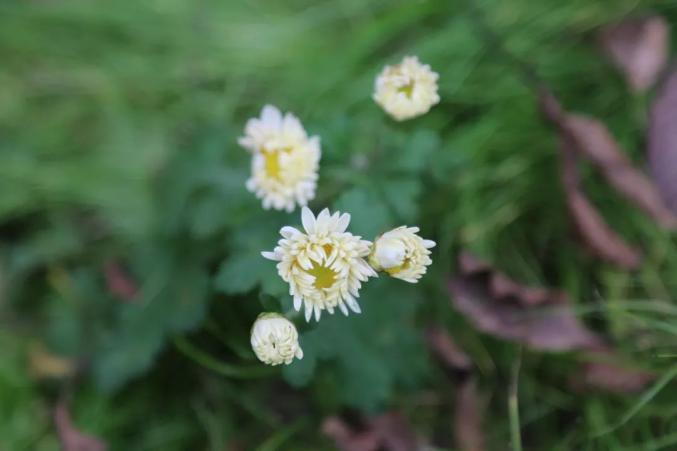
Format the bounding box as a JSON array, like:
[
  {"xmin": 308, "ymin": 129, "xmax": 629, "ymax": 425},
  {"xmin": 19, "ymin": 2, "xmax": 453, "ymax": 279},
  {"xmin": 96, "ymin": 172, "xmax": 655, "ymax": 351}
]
[
  {"xmin": 252, "ymin": 208, "xmax": 435, "ymax": 366},
  {"xmin": 243, "ymin": 55, "xmax": 439, "ymax": 366}
]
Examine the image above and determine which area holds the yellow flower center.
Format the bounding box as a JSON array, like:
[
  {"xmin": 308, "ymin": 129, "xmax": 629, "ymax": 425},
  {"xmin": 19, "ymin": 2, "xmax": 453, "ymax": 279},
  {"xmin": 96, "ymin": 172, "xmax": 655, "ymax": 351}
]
[
  {"xmin": 263, "ymin": 146, "xmax": 293, "ymax": 180},
  {"xmin": 307, "ymin": 260, "xmax": 337, "ymax": 289},
  {"xmin": 385, "ymin": 257, "xmax": 411, "ymax": 276},
  {"xmin": 264, "ymin": 151, "xmax": 281, "ymax": 180},
  {"xmin": 397, "ymin": 80, "xmax": 415, "ymax": 97}
]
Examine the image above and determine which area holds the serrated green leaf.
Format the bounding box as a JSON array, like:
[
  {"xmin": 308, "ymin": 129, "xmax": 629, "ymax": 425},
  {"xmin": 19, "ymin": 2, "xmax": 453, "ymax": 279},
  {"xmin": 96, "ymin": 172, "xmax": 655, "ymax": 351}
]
[
  {"xmin": 92, "ymin": 250, "xmax": 210, "ymax": 392},
  {"xmin": 281, "ymin": 278, "xmax": 428, "ymax": 411},
  {"xmin": 214, "ymin": 254, "xmax": 266, "ymax": 295}
]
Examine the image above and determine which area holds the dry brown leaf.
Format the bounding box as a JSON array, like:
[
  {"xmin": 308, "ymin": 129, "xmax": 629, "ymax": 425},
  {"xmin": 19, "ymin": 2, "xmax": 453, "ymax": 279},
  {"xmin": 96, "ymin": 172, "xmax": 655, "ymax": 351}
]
[
  {"xmin": 599, "ymin": 16, "xmax": 669, "ymax": 92},
  {"xmin": 538, "ymin": 88, "xmax": 676, "ymax": 268},
  {"xmin": 54, "ymin": 402, "xmax": 107, "ymax": 451},
  {"xmin": 450, "ymin": 253, "xmax": 604, "ymax": 351},
  {"xmin": 559, "ymin": 113, "xmax": 677, "ymax": 229},
  {"xmin": 425, "ymin": 326, "xmax": 472, "ymax": 372},
  {"xmin": 648, "ymin": 68, "xmax": 677, "ymax": 214},
  {"xmin": 559, "ymin": 138, "xmax": 642, "ymax": 269},
  {"xmin": 454, "ymin": 378, "xmax": 484, "ymax": 451},
  {"xmin": 569, "ymin": 350, "xmax": 654, "ymax": 394},
  {"xmin": 103, "ymin": 261, "xmax": 138, "ymax": 301},
  {"xmin": 322, "ymin": 412, "xmax": 418, "ymax": 451}
]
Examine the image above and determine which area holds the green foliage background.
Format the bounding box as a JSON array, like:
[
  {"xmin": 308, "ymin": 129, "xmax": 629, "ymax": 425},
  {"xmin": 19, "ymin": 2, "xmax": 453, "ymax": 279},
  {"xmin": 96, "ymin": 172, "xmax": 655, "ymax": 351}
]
[{"xmin": 1, "ymin": 0, "xmax": 677, "ymax": 449}]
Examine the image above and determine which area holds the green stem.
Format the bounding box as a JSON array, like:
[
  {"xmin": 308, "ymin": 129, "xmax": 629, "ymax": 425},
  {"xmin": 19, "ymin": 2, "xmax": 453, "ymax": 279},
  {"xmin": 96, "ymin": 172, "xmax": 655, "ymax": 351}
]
[
  {"xmin": 173, "ymin": 335, "xmax": 272, "ymax": 379},
  {"xmin": 509, "ymin": 348, "xmax": 524, "ymax": 451}
]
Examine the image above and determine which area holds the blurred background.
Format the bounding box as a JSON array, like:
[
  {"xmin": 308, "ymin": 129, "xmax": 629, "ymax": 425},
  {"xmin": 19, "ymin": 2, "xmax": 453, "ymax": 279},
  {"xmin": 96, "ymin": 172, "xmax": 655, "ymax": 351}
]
[{"xmin": 1, "ymin": 0, "xmax": 677, "ymax": 449}]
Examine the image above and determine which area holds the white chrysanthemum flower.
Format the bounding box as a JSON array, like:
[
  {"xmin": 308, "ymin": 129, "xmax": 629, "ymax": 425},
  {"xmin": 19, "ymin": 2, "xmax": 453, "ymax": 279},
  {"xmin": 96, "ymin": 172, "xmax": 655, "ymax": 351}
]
[
  {"xmin": 250, "ymin": 313, "xmax": 303, "ymax": 366},
  {"xmin": 262, "ymin": 207, "xmax": 377, "ymax": 322},
  {"xmin": 369, "ymin": 226, "xmax": 436, "ymax": 283},
  {"xmin": 373, "ymin": 56, "xmax": 440, "ymax": 121},
  {"xmin": 238, "ymin": 105, "xmax": 321, "ymax": 212}
]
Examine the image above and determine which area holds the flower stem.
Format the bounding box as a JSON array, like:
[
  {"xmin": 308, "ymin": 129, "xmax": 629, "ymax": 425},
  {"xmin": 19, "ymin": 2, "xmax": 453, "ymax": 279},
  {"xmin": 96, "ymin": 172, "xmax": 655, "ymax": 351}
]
[
  {"xmin": 509, "ymin": 348, "xmax": 524, "ymax": 451},
  {"xmin": 173, "ymin": 335, "xmax": 272, "ymax": 379}
]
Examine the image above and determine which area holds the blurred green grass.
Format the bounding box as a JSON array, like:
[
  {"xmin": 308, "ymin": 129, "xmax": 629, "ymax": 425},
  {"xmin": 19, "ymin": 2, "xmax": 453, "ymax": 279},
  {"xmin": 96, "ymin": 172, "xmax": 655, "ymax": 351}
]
[{"xmin": 1, "ymin": 0, "xmax": 677, "ymax": 449}]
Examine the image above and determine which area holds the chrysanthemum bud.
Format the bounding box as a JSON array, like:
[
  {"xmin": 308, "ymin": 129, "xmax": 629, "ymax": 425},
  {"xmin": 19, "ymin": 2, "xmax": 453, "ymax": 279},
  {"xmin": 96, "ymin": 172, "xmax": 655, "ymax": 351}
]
[
  {"xmin": 250, "ymin": 313, "xmax": 303, "ymax": 366},
  {"xmin": 369, "ymin": 226, "xmax": 436, "ymax": 283},
  {"xmin": 373, "ymin": 56, "xmax": 440, "ymax": 121}
]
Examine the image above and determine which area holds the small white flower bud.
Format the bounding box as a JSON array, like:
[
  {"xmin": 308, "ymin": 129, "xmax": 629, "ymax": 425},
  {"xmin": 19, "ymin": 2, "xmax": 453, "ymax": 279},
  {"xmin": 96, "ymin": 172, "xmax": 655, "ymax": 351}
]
[
  {"xmin": 250, "ymin": 313, "xmax": 303, "ymax": 366},
  {"xmin": 369, "ymin": 226, "xmax": 436, "ymax": 283}
]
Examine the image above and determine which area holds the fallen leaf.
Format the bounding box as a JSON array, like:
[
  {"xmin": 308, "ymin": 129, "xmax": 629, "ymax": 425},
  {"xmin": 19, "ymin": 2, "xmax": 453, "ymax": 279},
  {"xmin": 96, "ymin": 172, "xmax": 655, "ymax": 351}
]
[
  {"xmin": 54, "ymin": 401, "xmax": 107, "ymax": 451},
  {"xmin": 569, "ymin": 350, "xmax": 654, "ymax": 394},
  {"xmin": 558, "ymin": 113, "xmax": 677, "ymax": 229},
  {"xmin": 559, "ymin": 138, "xmax": 642, "ymax": 269},
  {"xmin": 28, "ymin": 342, "xmax": 76, "ymax": 379},
  {"xmin": 450, "ymin": 253, "xmax": 604, "ymax": 351},
  {"xmin": 538, "ymin": 88, "xmax": 676, "ymax": 268},
  {"xmin": 425, "ymin": 326, "xmax": 472, "ymax": 372},
  {"xmin": 454, "ymin": 378, "xmax": 484, "ymax": 451},
  {"xmin": 599, "ymin": 16, "xmax": 669, "ymax": 92},
  {"xmin": 648, "ymin": 68, "xmax": 677, "ymax": 214},
  {"xmin": 103, "ymin": 261, "xmax": 138, "ymax": 301},
  {"xmin": 322, "ymin": 417, "xmax": 379, "ymax": 451},
  {"xmin": 322, "ymin": 412, "xmax": 418, "ymax": 451},
  {"xmin": 370, "ymin": 412, "xmax": 418, "ymax": 451}
]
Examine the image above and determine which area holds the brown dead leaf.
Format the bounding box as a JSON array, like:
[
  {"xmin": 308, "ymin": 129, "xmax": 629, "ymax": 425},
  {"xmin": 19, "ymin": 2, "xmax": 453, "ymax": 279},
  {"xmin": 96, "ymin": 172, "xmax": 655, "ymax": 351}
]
[
  {"xmin": 322, "ymin": 412, "xmax": 418, "ymax": 451},
  {"xmin": 425, "ymin": 326, "xmax": 472, "ymax": 372},
  {"xmin": 450, "ymin": 253, "xmax": 604, "ymax": 351},
  {"xmin": 560, "ymin": 137, "xmax": 642, "ymax": 269},
  {"xmin": 539, "ymin": 88, "xmax": 676, "ymax": 268},
  {"xmin": 648, "ymin": 68, "xmax": 677, "ymax": 214},
  {"xmin": 569, "ymin": 350, "xmax": 654, "ymax": 394},
  {"xmin": 454, "ymin": 378, "xmax": 484, "ymax": 451},
  {"xmin": 103, "ymin": 261, "xmax": 138, "ymax": 301},
  {"xmin": 599, "ymin": 16, "xmax": 669, "ymax": 92},
  {"xmin": 558, "ymin": 113, "xmax": 677, "ymax": 229},
  {"xmin": 54, "ymin": 401, "xmax": 107, "ymax": 451}
]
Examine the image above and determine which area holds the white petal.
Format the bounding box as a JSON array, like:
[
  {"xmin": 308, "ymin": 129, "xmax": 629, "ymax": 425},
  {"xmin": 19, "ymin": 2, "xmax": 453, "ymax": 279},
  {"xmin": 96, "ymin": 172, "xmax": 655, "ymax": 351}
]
[
  {"xmin": 345, "ymin": 295, "xmax": 361, "ymax": 314},
  {"xmin": 293, "ymin": 295, "xmax": 302, "ymax": 311},
  {"xmin": 314, "ymin": 305, "xmax": 321, "ymax": 322},
  {"xmin": 297, "ymin": 254, "xmax": 312, "ymax": 270},
  {"xmin": 304, "ymin": 304, "xmax": 313, "ymax": 322},
  {"xmin": 280, "ymin": 226, "xmax": 301, "ymax": 239},
  {"xmin": 261, "ymin": 104, "xmax": 282, "ymax": 127},
  {"xmin": 336, "ymin": 213, "xmax": 351, "ymax": 233},
  {"xmin": 261, "ymin": 251, "xmax": 278, "ymax": 260},
  {"xmin": 338, "ymin": 301, "xmax": 349, "ymax": 316},
  {"xmin": 422, "ymin": 239, "xmax": 436, "ymax": 249},
  {"xmin": 301, "ymin": 207, "xmax": 316, "ymax": 234}
]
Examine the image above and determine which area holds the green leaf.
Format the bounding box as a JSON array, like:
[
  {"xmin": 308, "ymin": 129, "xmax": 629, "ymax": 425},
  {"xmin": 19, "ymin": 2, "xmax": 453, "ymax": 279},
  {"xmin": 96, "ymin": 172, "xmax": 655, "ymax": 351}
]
[
  {"xmin": 389, "ymin": 128, "xmax": 439, "ymax": 174},
  {"xmin": 282, "ymin": 278, "xmax": 428, "ymax": 411},
  {"xmin": 281, "ymin": 333, "xmax": 318, "ymax": 388},
  {"xmin": 214, "ymin": 254, "xmax": 267, "ymax": 295},
  {"xmin": 333, "ymin": 187, "xmax": 393, "ymax": 239},
  {"xmin": 92, "ymin": 249, "xmax": 210, "ymax": 392},
  {"xmin": 379, "ymin": 177, "xmax": 422, "ymax": 223}
]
